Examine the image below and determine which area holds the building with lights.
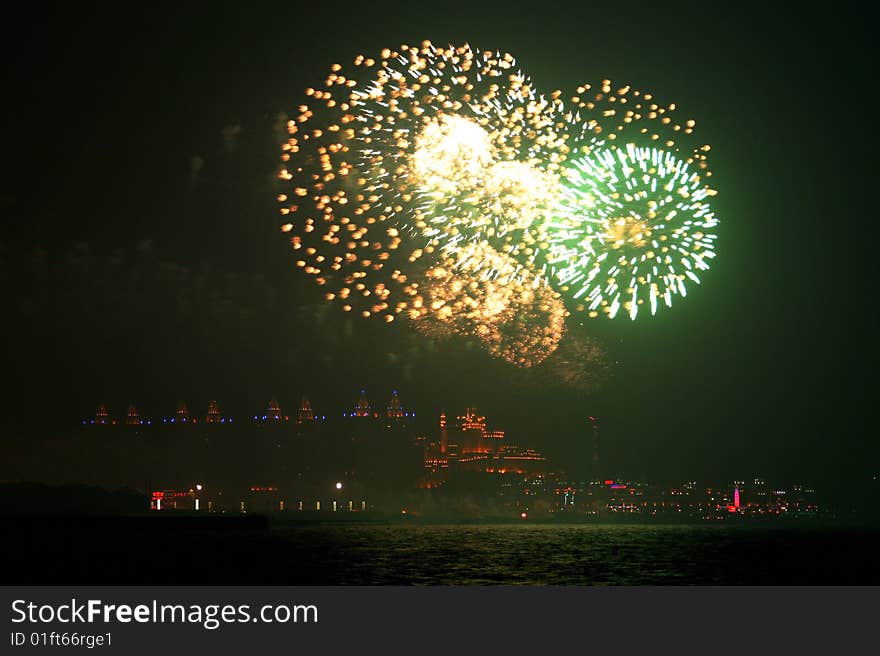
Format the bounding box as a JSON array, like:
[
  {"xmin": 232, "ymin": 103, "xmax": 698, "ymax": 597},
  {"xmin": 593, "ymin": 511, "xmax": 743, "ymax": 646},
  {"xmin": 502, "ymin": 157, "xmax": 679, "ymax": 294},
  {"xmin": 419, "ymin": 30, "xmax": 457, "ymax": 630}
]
[
  {"xmin": 253, "ymin": 397, "xmax": 289, "ymax": 426},
  {"xmin": 125, "ymin": 404, "xmax": 143, "ymax": 426},
  {"xmin": 386, "ymin": 390, "xmax": 404, "ymax": 420},
  {"xmin": 81, "ymin": 403, "xmax": 117, "ymax": 427},
  {"xmin": 297, "ymin": 396, "xmax": 315, "ymax": 424},
  {"xmin": 422, "ymin": 407, "xmax": 547, "ymax": 484},
  {"xmin": 383, "ymin": 389, "xmax": 416, "ymax": 430},
  {"xmin": 351, "ymin": 388, "xmax": 374, "ymax": 418},
  {"xmin": 150, "ymin": 484, "xmax": 208, "ymax": 512},
  {"xmin": 205, "ymin": 400, "xmax": 228, "ymax": 424},
  {"xmin": 160, "ymin": 402, "xmax": 198, "ymax": 426},
  {"xmin": 94, "ymin": 404, "xmax": 110, "ymax": 426},
  {"xmin": 458, "ymin": 408, "xmax": 488, "ymax": 454},
  {"xmin": 267, "ymin": 397, "xmax": 285, "ymax": 422}
]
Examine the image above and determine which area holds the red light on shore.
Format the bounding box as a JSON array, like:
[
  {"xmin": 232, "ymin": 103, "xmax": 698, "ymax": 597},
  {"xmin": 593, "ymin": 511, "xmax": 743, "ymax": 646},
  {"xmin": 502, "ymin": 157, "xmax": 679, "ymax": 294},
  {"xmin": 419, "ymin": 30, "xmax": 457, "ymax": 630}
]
[
  {"xmin": 520, "ymin": 512, "xmax": 527, "ymax": 519},
  {"xmin": 604, "ymin": 479, "xmax": 614, "ymax": 485}
]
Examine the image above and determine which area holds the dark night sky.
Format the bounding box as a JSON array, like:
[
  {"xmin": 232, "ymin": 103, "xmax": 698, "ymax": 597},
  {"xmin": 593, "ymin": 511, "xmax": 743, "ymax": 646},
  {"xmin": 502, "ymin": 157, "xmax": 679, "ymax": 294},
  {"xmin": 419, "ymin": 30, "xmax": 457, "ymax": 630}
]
[{"xmin": 1, "ymin": 2, "xmax": 875, "ymax": 489}]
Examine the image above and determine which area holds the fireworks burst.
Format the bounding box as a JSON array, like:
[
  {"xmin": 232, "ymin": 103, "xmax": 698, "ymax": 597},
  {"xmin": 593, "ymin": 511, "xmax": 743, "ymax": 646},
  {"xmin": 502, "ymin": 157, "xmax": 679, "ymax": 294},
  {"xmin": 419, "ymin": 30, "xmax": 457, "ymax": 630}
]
[
  {"xmin": 276, "ymin": 42, "xmax": 721, "ymax": 367},
  {"xmin": 409, "ymin": 242, "xmax": 567, "ymax": 367},
  {"xmin": 548, "ymin": 144, "xmax": 718, "ymax": 319}
]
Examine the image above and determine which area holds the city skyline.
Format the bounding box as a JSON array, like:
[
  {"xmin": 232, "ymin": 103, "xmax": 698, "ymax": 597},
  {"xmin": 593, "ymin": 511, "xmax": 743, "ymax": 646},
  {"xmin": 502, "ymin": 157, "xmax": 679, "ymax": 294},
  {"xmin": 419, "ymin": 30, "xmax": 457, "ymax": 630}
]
[
  {"xmin": 2, "ymin": 366, "xmax": 872, "ymax": 492},
  {"xmin": 41, "ymin": 390, "xmax": 862, "ymax": 499}
]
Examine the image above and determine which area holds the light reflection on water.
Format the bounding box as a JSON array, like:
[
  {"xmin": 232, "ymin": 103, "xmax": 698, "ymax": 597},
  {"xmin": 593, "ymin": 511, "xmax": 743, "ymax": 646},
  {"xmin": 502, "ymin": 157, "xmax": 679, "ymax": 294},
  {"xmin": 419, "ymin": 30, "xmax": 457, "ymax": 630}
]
[{"xmin": 272, "ymin": 523, "xmax": 880, "ymax": 585}]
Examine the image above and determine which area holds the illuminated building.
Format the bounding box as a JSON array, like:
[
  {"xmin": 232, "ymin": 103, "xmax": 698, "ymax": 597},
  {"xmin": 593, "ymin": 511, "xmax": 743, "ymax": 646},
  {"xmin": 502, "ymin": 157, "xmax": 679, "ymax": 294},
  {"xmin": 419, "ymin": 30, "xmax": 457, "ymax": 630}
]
[
  {"xmin": 456, "ymin": 408, "xmax": 504, "ymax": 455},
  {"xmin": 94, "ymin": 404, "xmax": 109, "ymax": 425},
  {"xmin": 383, "ymin": 389, "xmax": 414, "ymax": 430},
  {"xmin": 150, "ymin": 488, "xmax": 198, "ymax": 511},
  {"xmin": 476, "ymin": 445, "xmax": 547, "ymax": 475},
  {"xmin": 458, "ymin": 407, "xmax": 487, "ymax": 454},
  {"xmin": 386, "ymin": 390, "xmax": 404, "ymax": 419},
  {"xmin": 125, "ymin": 404, "xmax": 143, "ymax": 426},
  {"xmin": 149, "ymin": 484, "xmax": 207, "ymax": 511},
  {"xmin": 205, "ymin": 400, "xmax": 228, "ymax": 424},
  {"xmin": 424, "ymin": 406, "xmax": 546, "ymax": 479},
  {"xmin": 351, "ymin": 388, "xmax": 374, "ymax": 418},
  {"xmin": 298, "ymin": 396, "xmax": 314, "ymax": 423},
  {"xmin": 161, "ymin": 401, "xmax": 196, "ymax": 425},
  {"xmin": 458, "ymin": 407, "xmax": 486, "ymax": 433},
  {"xmin": 255, "ymin": 397, "xmax": 287, "ymax": 423},
  {"xmin": 267, "ymin": 397, "xmax": 283, "ymax": 421}
]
